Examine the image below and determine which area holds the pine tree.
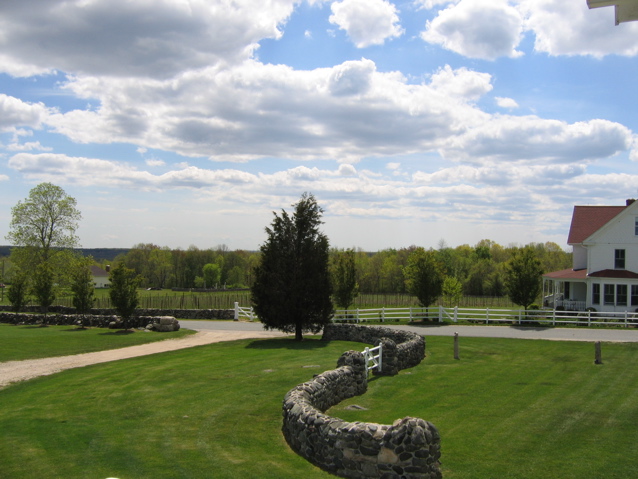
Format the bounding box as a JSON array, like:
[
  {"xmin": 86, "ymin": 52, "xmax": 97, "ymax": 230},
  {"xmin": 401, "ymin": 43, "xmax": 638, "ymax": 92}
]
[{"xmin": 251, "ymin": 193, "xmax": 333, "ymax": 341}]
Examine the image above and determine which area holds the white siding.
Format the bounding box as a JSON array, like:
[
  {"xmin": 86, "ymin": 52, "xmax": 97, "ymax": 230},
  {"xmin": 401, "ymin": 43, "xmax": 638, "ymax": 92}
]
[{"xmin": 572, "ymin": 245, "xmax": 587, "ymax": 270}]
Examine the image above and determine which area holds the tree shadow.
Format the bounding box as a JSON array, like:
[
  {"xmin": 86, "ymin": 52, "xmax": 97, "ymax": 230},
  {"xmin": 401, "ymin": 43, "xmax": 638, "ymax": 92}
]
[
  {"xmin": 61, "ymin": 327, "xmax": 91, "ymax": 332},
  {"xmin": 245, "ymin": 336, "xmax": 329, "ymax": 350},
  {"xmin": 98, "ymin": 330, "xmax": 136, "ymax": 336}
]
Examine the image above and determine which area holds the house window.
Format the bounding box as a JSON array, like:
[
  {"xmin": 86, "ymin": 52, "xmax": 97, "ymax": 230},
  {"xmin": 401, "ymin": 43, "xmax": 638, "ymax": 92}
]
[
  {"xmin": 615, "ymin": 249, "xmax": 626, "ymax": 269},
  {"xmin": 632, "ymin": 285, "xmax": 638, "ymax": 307},
  {"xmin": 592, "ymin": 284, "xmax": 600, "ymax": 305},
  {"xmin": 604, "ymin": 284, "xmax": 615, "ymax": 305},
  {"xmin": 617, "ymin": 284, "xmax": 628, "ymax": 306}
]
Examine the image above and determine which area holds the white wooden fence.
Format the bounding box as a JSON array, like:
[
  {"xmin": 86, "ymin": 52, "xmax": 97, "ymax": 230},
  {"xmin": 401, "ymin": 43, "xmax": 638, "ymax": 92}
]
[
  {"xmin": 236, "ymin": 303, "xmax": 638, "ymax": 327},
  {"xmin": 234, "ymin": 302, "xmax": 255, "ymax": 321},
  {"xmin": 334, "ymin": 306, "xmax": 638, "ymax": 328}
]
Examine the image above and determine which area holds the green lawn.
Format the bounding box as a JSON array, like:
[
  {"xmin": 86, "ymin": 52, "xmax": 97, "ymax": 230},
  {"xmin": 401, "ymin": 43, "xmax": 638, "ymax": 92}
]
[
  {"xmin": 0, "ymin": 323, "xmax": 196, "ymax": 362},
  {"xmin": 1, "ymin": 335, "xmax": 637, "ymax": 478}
]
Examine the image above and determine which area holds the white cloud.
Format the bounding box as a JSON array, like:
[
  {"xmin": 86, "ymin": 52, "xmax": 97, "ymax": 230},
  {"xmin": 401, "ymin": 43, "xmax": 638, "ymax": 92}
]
[
  {"xmin": 329, "ymin": 0, "xmax": 404, "ymax": 48},
  {"xmin": 421, "ymin": 0, "xmax": 524, "ymax": 60},
  {"xmin": 520, "ymin": 0, "xmax": 638, "ymax": 58},
  {"xmin": 0, "ymin": 0, "xmax": 297, "ymax": 79},
  {"xmin": 145, "ymin": 159, "xmax": 166, "ymax": 167},
  {"xmin": 6, "ymin": 141, "xmax": 52, "ymax": 152},
  {"xmin": 495, "ymin": 97, "xmax": 519, "ymax": 109},
  {"xmin": 442, "ymin": 116, "xmax": 633, "ymax": 164},
  {"xmin": 0, "ymin": 94, "xmax": 49, "ymax": 132},
  {"xmin": 428, "ymin": 65, "xmax": 493, "ymax": 101}
]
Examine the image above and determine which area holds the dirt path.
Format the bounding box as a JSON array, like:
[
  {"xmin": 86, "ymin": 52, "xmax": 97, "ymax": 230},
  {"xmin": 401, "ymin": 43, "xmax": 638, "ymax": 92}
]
[{"xmin": 0, "ymin": 330, "xmax": 288, "ymax": 389}]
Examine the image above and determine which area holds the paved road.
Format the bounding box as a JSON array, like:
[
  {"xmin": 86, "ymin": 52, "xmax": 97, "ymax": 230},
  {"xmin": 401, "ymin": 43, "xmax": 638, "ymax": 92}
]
[{"xmin": 179, "ymin": 320, "xmax": 638, "ymax": 342}]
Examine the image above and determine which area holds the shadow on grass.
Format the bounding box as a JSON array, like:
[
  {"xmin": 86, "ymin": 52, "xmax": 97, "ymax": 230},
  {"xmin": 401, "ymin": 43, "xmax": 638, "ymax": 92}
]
[
  {"xmin": 402, "ymin": 321, "xmax": 450, "ymax": 328},
  {"xmin": 60, "ymin": 328, "xmax": 91, "ymax": 332},
  {"xmin": 246, "ymin": 337, "xmax": 329, "ymax": 350},
  {"xmin": 98, "ymin": 330, "xmax": 136, "ymax": 336}
]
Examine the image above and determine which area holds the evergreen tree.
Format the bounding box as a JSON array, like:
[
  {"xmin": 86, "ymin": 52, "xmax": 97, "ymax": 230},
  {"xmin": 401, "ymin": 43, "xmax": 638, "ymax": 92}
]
[
  {"xmin": 504, "ymin": 246, "xmax": 544, "ymax": 310},
  {"xmin": 71, "ymin": 257, "xmax": 96, "ymax": 321},
  {"xmin": 109, "ymin": 263, "xmax": 142, "ymax": 328},
  {"xmin": 7, "ymin": 269, "xmax": 29, "ymax": 313},
  {"xmin": 251, "ymin": 193, "xmax": 333, "ymax": 341},
  {"xmin": 32, "ymin": 261, "xmax": 56, "ymax": 319}
]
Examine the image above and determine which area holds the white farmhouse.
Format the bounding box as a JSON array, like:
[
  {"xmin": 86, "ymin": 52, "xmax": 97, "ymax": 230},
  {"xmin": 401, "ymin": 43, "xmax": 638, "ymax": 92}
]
[
  {"xmin": 543, "ymin": 199, "xmax": 638, "ymax": 312},
  {"xmin": 90, "ymin": 265, "xmax": 111, "ymax": 288}
]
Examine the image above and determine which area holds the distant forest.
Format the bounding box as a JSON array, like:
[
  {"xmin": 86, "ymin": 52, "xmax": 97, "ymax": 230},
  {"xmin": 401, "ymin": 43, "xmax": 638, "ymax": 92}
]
[
  {"xmin": 1, "ymin": 241, "xmax": 572, "ymax": 297},
  {"xmin": 0, "ymin": 246, "xmax": 130, "ymax": 262}
]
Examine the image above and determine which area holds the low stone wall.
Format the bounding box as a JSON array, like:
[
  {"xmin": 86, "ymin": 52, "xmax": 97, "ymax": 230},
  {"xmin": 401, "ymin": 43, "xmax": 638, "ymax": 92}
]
[
  {"xmin": 282, "ymin": 324, "xmax": 441, "ymax": 479},
  {"xmin": 322, "ymin": 323, "xmax": 426, "ymax": 375},
  {"xmin": 0, "ymin": 305, "xmax": 233, "ymax": 320},
  {"xmin": 0, "ymin": 312, "xmax": 180, "ymax": 331}
]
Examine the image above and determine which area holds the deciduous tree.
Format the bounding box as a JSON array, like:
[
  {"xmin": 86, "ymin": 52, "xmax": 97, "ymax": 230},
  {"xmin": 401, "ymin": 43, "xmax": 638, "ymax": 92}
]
[
  {"xmin": 403, "ymin": 248, "xmax": 445, "ymax": 308},
  {"xmin": 504, "ymin": 246, "xmax": 544, "ymax": 310},
  {"xmin": 331, "ymin": 248, "xmax": 359, "ymax": 311},
  {"xmin": 6, "ymin": 182, "xmax": 81, "ymax": 266},
  {"xmin": 251, "ymin": 193, "xmax": 333, "ymax": 341}
]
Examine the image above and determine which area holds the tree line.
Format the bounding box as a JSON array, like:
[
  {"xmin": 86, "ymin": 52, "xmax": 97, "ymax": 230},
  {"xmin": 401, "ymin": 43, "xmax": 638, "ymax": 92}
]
[{"xmin": 2, "ymin": 184, "xmax": 570, "ymax": 337}]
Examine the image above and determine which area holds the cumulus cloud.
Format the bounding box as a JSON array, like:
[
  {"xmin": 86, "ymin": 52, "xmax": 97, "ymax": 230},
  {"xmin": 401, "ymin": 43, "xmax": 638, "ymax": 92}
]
[
  {"xmin": 0, "ymin": 94, "xmax": 49, "ymax": 132},
  {"xmin": 495, "ymin": 97, "xmax": 519, "ymax": 109},
  {"xmin": 421, "ymin": 0, "xmax": 524, "ymax": 60},
  {"xmin": 0, "ymin": 0, "xmax": 296, "ymax": 79},
  {"xmin": 442, "ymin": 116, "xmax": 633, "ymax": 164},
  {"xmin": 329, "ymin": 0, "xmax": 404, "ymax": 48},
  {"xmin": 520, "ymin": 0, "xmax": 638, "ymax": 58},
  {"xmin": 428, "ymin": 65, "xmax": 493, "ymax": 101}
]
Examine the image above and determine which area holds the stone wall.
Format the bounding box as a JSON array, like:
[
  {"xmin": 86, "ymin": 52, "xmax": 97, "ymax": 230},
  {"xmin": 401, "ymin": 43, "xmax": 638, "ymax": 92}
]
[
  {"xmin": 322, "ymin": 323, "xmax": 426, "ymax": 375},
  {"xmin": 0, "ymin": 312, "xmax": 180, "ymax": 331},
  {"xmin": 282, "ymin": 324, "xmax": 441, "ymax": 479},
  {"xmin": 0, "ymin": 305, "xmax": 234, "ymax": 320}
]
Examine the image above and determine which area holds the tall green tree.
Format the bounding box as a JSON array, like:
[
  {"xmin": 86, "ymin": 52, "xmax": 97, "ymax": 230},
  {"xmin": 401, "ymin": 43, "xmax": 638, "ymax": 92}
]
[
  {"xmin": 331, "ymin": 248, "xmax": 359, "ymax": 311},
  {"xmin": 251, "ymin": 193, "xmax": 333, "ymax": 341},
  {"xmin": 70, "ymin": 257, "xmax": 96, "ymax": 318},
  {"xmin": 32, "ymin": 261, "xmax": 56, "ymax": 318},
  {"xmin": 6, "ymin": 182, "xmax": 81, "ymax": 266},
  {"xmin": 7, "ymin": 269, "xmax": 29, "ymax": 312},
  {"xmin": 504, "ymin": 246, "xmax": 544, "ymax": 310},
  {"xmin": 442, "ymin": 276, "xmax": 463, "ymax": 307},
  {"xmin": 403, "ymin": 248, "xmax": 446, "ymax": 308},
  {"xmin": 109, "ymin": 263, "xmax": 142, "ymax": 328}
]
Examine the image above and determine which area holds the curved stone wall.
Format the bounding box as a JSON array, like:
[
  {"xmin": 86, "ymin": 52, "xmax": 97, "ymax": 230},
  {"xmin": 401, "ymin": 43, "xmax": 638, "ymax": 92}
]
[{"xmin": 282, "ymin": 324, "xmax": 441, "ymax": 479}]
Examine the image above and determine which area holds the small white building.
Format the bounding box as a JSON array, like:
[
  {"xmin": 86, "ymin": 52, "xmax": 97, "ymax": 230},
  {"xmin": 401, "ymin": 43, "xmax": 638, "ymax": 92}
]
[
  {"xmin": 90, "ymin": 265, "xmax": 111, "ymax": 288},
  {"xmin": 544, "ymin": 199, "xmax": 638, "ymax": 312}
]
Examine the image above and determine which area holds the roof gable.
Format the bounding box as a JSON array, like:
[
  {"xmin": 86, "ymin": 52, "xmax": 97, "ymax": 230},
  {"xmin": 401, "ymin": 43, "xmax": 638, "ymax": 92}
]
[
  {"xmin": 567, "ymin": 205, "xmax": 626, "ymax": 244},
  {"xmin": 90, "ymin": 265, "xmax": 109, "ymax": 277}
]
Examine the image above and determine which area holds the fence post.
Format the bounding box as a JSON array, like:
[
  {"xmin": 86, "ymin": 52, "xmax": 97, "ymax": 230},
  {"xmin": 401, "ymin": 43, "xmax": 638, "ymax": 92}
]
[
  {"xmin": 486, "ymin": 308, "xmax": 489, "ymax": 325},
  {"xmin": 378, "ymin": 341, "xmax": 383, "ymax": 373},
  {"xmin": 381, "ymin": 307, "xmax": 385, "ymax": 323},
  {"xmin": 594, "ymin": 341, "xmax": 602, "ymax": 364},
  {"xmin": 625, "ymin": 311, "xmax": 628, "ymax": 328},
  {"xmin": 588, "ymin": 309, "xmax": 591, "ymax": 327},
  {"xmin": 249, "ymin": 307, "xmax": 254, "ymax": 322},
  {"xmin": 356, "ymin": 308, "xmax": 360, "ymax": 323},
  {"xmin": 234, "ymin": 302, "xmax": 239, "ymax": 321},
  {"xmin": 454, "ymin": 332, "xmax": 459, "ymax": 360},
  {"xmin": 409, "ymin": 307, "xmax": 413, "ymax": 322},
  {"xmin": 454, "ymin": 306, "xmax": 458, "ymax": 323},
  {"xmin": 438, "ymin": 305, "xmax": 443, "ymax": 323}
]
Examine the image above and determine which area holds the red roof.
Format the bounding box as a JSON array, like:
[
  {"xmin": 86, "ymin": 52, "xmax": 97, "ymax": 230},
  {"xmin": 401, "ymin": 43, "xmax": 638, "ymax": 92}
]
[
  {"xmin": 588, "ymin": 269, "xmax": 638, "ymax": 279},
  {"xmin": 544, "ymin": 268, "xmax": 587, "ymax": 280},
  {"xmin": 567, "ymin": 206, "xmax": 626, "ymax": 244}
]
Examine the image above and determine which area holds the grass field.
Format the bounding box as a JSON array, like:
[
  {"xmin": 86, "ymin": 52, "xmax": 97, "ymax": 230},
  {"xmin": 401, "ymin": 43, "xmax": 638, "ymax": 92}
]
[
  {"xmin": 0, "ymin": 324, "xmax": 196, "ymax": 362},
  {"xmin": 1, "ymin": 332, "xmax": 637, "ymax": 478}
]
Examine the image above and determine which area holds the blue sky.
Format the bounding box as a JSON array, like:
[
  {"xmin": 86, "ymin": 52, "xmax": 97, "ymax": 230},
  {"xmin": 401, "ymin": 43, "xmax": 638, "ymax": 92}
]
[{"xmin": 1, "ymin": 0, "xmax": 637, "ymax": 252}]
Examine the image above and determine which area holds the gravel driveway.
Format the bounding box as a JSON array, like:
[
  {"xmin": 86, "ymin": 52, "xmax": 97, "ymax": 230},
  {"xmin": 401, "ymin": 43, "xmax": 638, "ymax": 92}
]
[{"xmin": 0, "ymin": 329, "xmax": 288, "ymax": 389}]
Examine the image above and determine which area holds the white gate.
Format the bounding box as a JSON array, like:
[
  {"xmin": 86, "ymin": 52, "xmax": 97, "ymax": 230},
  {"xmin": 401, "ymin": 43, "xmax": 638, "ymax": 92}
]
[{"xmin": 363, "ymin": 342, "xmax": 383, "ymax": 375}]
